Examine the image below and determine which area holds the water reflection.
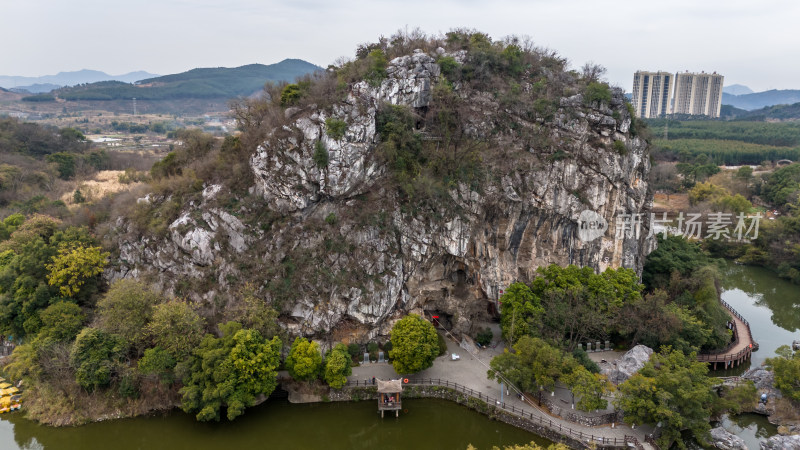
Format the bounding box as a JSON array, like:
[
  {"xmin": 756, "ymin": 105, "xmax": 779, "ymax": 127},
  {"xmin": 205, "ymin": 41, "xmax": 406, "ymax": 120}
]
[
  {"xmin": 720, "ymin": 263, "xmax": 800, "ymax": 333},
  {"xmin": 0, "ymin": 399, "xmax": 548, "ymax": 450},
  {"xmin": 719, "ymin": 413, "xmax": 778, "ymax": 450}
]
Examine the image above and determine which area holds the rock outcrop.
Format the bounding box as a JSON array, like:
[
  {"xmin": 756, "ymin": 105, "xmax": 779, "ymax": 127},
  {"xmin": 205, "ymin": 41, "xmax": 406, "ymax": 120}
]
[
  {"xmin": 742, "ymin": 367, "xmax": 800, "ymax": 433},
  {"xmin": 710, "ymin": 427, "xmax": 748, "ymax": 450},
  {"xmin": 109, "ymin": 44, "xmax": 654, "ymax": 341},
  {"xmin": 760, "ymin": 435, "xmax": 800, "ymax": 450},
  {"xmin": 602, "ymin": 345, "xmax": 653, "ymax": 385}
]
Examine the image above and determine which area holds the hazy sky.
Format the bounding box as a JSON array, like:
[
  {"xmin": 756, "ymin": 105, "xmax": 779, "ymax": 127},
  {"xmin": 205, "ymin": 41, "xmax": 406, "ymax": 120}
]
[{"xmin": 1, "ymin": 0, "xmax": 797, "ymax": 92}]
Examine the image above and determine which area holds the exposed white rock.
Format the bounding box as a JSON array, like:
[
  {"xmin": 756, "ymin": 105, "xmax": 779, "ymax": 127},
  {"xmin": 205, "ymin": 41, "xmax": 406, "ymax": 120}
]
[
  {"xmin": 110, "ymin": 48, "xmax": 653, "ymax": 340},
  {"xmin": 602, "ymin": 345, "xmax": 653, "ymax": 385},
  {"xmin": 710, "ymin": 427, "xmax": 748, "ymax": 450},
  {"xmin": 202, "ymin": 184, "xmax": 222, "ymax": 200},
  {"xmin": 760, "ymin": 435, "xmax": 800, "ymax": 450}
]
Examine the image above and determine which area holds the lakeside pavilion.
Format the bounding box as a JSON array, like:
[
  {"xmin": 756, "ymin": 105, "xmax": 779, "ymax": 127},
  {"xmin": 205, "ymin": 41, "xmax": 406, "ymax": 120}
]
[{"xmin": 377, "ymin": 378, "xmax": 403, "ymax": 418}]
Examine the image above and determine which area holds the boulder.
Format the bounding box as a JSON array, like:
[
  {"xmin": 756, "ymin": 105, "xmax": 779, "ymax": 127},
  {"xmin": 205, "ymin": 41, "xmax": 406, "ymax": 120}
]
[
  {"xmin": 743, "ymin": 367, "xmax": 775, "ymax": 390},
  {"xmin": 602, "ymin": 345, "xmax": 653, "ymax": 384},
  {"xmin": 710, "ymin": 426, "xmax": 748, "ymax": 450},
  {"xmin": 760, "ymin": 435, "xmax": 800, "ymax": 450}
]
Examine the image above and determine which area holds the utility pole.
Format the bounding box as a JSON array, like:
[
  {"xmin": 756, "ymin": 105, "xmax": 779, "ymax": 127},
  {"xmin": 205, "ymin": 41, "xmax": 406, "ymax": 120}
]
[{"xmin": 132, "ymin": 97, "xmax": 137, "ymax": 116}]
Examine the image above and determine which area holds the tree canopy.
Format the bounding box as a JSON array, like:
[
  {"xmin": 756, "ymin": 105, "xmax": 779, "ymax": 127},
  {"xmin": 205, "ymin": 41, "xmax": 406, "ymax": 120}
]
[
  {"xmin": 146, "ymin": 301, "xmax": 205, "ymax": 360},
  {"xmin": 96, "ymin": 279, "xmax": 163, "ymax": 353},
  {"xmin": 285, "ymin": 337, "xmax": 323, "ymax": 381},
  {"xmin": 70, "ymin": 327, "xmax": 127, "ymax": 392},
  {"xmin": 500, "ymin": 265, "xmax": 642, "ymax": 350},
  {"xmin": 765, "ymin": 345, "xmax": 800, "ymax": 402},
  {"xmin": 389, "ymin": 314, "xmax": 439, "ymax": 374},
  {"xmin": 323, "ymin": 343, "xmax": 353, "ymax": 389},
  {"xmin": 488, "ymin": 335, "xmax": 611, "ymax": 411},
  {"xmin": 615, "ymin": 347, "xmax": 715, "ymax": 449},
  {"xmin": 180, "ymin": 322, "xmax": 282, "ymax": 421}
]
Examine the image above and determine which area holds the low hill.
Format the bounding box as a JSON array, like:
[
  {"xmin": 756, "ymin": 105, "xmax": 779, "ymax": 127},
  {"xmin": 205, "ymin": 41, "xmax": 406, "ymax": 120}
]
[
  {"xmin": 731, "ymin": 102, "xmax": 800, "ymax": 121},
  {"xmin": 719, "ymin": 104, "xmax": 749, "ymax": 119},
  {"xmin": 723, "ymin": 84, "xmax": 753, "ymax": 96},
  {"xmin": 0, "ymin": 88, "xmax": 23, "ymax": 102},
  {"xmin": 0, "ymin": 69, "xmax": 159, "ymax": 90},
  {"xmin": 55, "ymin": 59, "xmax": 322, "ymax": 101},
  {"xmin": 10, "ymin": 83, "xmax": 61, "ymax": 94},
  {"xmin": 723, "ymin": 89, "xmax": 800, "ymax": 110}
]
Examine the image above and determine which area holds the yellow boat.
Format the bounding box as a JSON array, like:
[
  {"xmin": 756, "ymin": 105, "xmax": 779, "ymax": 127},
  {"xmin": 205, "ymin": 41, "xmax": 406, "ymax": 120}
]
[{"xmin": 0, "ymin": 380, "xmax": 21, "ymax": 413}]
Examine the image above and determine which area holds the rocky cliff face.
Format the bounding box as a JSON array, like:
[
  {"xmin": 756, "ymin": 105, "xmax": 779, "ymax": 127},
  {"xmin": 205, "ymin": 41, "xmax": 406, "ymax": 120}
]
[{"xmin": 109, "ymin": 46, "xmax": 654, "ymax": 341}]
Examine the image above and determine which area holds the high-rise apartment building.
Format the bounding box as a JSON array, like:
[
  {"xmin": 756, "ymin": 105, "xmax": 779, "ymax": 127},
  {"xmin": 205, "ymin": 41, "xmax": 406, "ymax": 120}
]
[
  {"xmin": 630, "ymin": 70, "xmax": 725, "ymax": 119},
  {"xmin": 671, "ymin": 71, "xmax": 724, "ymax": 118},
  {"xmin": 631, "ymin": 71, "xmax": 673, "ymax": 119}
]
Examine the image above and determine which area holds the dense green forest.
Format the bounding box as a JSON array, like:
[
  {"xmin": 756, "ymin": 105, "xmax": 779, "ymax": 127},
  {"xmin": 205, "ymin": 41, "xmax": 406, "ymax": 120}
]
[
  {"xmin": 654, "ymin": 138, "xmax": 800, "ymax": 165},
  {"xmin": 646, "ymin": 120, "xmax": 800, "ymax": 165},
  {"xmin": 51, "ymin": 60, "xmax": 321, "ymax": 101},
  {"xmin": 732, "ymin": 101, "xmax": 800, "ymax": 121},
  {"xmin": 646, "ymin": 120, "xmax": 800, "ymax": 147}
]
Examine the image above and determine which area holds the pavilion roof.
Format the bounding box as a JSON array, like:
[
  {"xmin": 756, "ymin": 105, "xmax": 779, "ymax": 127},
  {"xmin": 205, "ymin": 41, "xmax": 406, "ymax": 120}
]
[{"xmin": 376, "ymin": 378, "xmax": 403, "ymax": 393}]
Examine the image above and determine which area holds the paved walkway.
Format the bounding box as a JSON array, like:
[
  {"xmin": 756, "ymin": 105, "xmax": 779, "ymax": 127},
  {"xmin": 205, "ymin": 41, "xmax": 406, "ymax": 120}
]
[{"xmin": 349, "ymin": 332, "xmax": 656, "ymax": 449}]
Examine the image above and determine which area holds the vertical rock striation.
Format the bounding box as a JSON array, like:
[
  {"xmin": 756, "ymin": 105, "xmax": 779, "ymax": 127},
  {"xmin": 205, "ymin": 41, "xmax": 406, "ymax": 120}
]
[{"xmin": 110, "ymin": 46, "xmax": 654, "ymax": 340}]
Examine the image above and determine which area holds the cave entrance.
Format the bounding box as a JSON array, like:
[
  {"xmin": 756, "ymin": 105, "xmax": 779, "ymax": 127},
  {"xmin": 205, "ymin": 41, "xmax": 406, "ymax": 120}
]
[
  {"xmin": 425, "ymin": 310, "xmax": 453, "ymax": 330},
  {"xmin": 487, "ymin": 300, "xmax": 499, "ymax": 319}
]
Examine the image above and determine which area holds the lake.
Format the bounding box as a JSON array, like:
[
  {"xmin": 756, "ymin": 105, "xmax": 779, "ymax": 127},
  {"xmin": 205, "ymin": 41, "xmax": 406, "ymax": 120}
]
[{"xmin": 0, "ymin": 398, "xmax": 550, "ymax": 450}]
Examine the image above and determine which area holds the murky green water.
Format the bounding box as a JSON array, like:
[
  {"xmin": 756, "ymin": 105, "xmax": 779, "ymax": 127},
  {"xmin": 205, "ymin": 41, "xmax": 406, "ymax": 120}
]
[
  {"xmin": 718, "ymin": 262, "xmax": 800, "ymax": 374},
  {"xmin": 716, "ymin": 262, "xmax": 800, "ymax": 445},
  {"xmin": 718, "ymin": 413, "xmax": 778, "ymax": 449},
  {"xmin": 0, "ymin": 398, "xmax": 549, "ymax": 450}
]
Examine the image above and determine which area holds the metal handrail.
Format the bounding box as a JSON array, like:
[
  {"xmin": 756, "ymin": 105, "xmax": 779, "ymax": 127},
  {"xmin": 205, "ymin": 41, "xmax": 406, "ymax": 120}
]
[{"xmin": 346, "ymin": 377, "xmax": 642, "ymax": 448}]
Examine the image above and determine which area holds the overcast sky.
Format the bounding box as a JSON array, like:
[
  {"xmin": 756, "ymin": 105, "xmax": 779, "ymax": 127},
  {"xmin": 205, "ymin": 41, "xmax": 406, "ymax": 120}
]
[{"xmin": 1, "ymin": 0, "xmax": 797, "ymax": 92}]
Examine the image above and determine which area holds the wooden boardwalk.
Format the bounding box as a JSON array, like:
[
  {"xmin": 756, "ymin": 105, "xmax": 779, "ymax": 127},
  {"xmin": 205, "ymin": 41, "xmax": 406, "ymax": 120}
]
[{"xmin": 698, "ymin": 299, "xmax": 757, "ymax": 370}]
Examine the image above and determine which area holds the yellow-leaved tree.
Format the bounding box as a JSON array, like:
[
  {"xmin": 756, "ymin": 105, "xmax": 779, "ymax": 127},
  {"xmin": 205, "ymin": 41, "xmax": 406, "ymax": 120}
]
[{"xmin": 46, "ymin": 245, "xmax": 109, "ymax": 298}]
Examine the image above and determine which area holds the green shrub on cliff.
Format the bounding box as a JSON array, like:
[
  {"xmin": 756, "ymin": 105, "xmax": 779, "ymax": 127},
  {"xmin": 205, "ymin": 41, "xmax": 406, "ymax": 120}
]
[{"xmin": 585, "ymin": 82, "xmax": 611, "ymax": 106}]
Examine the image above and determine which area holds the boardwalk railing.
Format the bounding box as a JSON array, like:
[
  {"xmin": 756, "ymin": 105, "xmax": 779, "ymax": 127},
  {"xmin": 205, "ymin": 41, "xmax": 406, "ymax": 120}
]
[
  {"xmin": 697, "ymin": 299, "xmax": 756, "ymax": 364},
  {"xmin": 346, "ymin": 377, "xmax": 645, "ymax": 448},
  {"xmin": 537, "ymin": 391, "xmax": 620, "ymax": 426}
]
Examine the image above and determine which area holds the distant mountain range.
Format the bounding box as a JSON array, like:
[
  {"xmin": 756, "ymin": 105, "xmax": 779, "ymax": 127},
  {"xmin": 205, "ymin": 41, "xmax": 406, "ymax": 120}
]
[
  {"xmin": 0, "ymin": 70, "xmax": 159, "ymax": 92},
  {"xmin": 722, "ymin": 84, "xmax": 754, "ymax": 96},
  {"xmin": 51, "ymin": 59, "xmax": 322, "ymax": 101},
  {"xmin": 722, "ymin": 89, "xmax": 800, "ymax": 111},
  {"xmin": 10, "ymin": 83, "xmax": 61, "ymax": 94},
  {"xmin": 721, "ymin": 101, "xmax": 800, "ymax": 121}
]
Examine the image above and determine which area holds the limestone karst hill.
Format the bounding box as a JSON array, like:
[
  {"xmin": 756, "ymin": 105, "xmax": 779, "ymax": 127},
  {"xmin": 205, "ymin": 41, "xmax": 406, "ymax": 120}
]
[{"xmin": 107, "ymin": 31, "xmax": 653, "ymax": 341}]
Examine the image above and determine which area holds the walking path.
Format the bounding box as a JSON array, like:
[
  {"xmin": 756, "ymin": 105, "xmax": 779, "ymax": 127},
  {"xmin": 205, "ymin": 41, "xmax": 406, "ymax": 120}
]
[
  {"xmin": 349, "ymin": 333, "xmax": 656, "ymax": 449},
  {"xmin": 697, "ymin": 299, "xmax": 756, "ymax": 369}
]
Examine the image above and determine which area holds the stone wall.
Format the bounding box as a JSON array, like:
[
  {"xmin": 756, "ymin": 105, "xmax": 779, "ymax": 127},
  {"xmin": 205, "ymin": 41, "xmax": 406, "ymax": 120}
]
[
  {"xmin": 539, "ymin": 395, "xmax": 621, "ymax": 427},
  {"xmin": 328, "ymin": 384, "xmax": 631, "ymax": 449}
]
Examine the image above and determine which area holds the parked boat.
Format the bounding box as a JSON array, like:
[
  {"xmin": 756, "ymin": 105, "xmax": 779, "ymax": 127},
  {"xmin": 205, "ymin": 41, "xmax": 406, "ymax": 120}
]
[{"xmin": 0, "ymin": 378, "xmax": 21, "ymax": 413}]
